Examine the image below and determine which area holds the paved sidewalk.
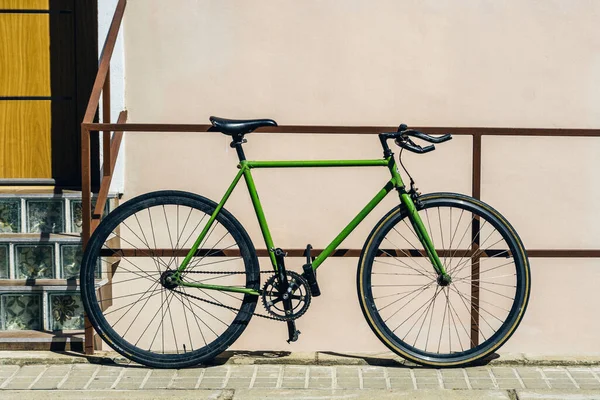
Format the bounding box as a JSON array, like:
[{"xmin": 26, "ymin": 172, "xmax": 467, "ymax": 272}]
[
  {"xmin": 2, "ymin": 352, "xmax": 600, "ymax": 399},
  {"xmin": 2, "ymin": 363, "xmax": 600, "ymax": 398}
]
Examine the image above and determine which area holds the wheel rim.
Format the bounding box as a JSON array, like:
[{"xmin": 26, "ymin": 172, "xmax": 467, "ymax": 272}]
[
  {"xmin": 83, "ymin": 197, "xmax": 257, "ymax": 361},
  {"xmin": 364, "ymin": 199, "xmax": 526, "ymax": 361}
]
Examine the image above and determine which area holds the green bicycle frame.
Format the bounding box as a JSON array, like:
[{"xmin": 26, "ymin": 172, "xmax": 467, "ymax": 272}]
[{"xmin": 173, "ymin": 156, "xmax": 446, "ymax": 295}]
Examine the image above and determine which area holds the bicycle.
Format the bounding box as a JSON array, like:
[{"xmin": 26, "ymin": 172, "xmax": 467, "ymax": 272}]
[{"xmin": 80, "ymin": 116, "xmax": 530, "ymax": 368}]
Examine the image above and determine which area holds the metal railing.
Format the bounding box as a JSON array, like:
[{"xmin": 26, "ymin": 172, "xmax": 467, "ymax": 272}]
[{"xmin": 82, "ymin": 0, "xmax": 600, "ymax": 354}]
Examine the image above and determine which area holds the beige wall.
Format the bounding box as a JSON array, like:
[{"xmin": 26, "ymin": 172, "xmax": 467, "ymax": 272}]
[{"xmin": 121, "ymin": 1, "xmax": 600, "ymax": 353}]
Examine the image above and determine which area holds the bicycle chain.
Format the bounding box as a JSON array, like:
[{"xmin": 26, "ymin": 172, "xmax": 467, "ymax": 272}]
[{"xmin": 172, "ymin": 269, "xmax": 288, "ymax": 321}]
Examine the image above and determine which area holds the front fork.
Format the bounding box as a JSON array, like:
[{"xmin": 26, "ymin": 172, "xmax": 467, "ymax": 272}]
[
  {"xmin": 399, "ymin": 191, "xmax": 450, "ymax": 282},
  {"xmin": 390, "ymin": 161, "xmax": 450, "ymax": 282}
]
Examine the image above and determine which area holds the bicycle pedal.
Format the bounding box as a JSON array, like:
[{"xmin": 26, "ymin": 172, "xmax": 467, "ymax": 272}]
[
  {"xmin": 287, "ymin": 329, "xmax": 301, "ymax": 343},
  {"xmin": 302, "ymin": 263, "xmax": 321, "ymax": 297},
  {"xmin": 286, "ymin": 320, "xmax": 301, "ymax": 343}
]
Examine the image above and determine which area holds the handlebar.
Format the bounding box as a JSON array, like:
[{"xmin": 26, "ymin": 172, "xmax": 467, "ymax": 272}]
[{"xmin": 379, "ymin": 124, "xmax": 452, "ymax": 154}]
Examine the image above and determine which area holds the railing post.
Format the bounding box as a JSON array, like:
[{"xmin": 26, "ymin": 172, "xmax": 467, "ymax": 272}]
[
  {"xmin": 470, "ymin": 134, "xmax": 482, "ymax": 346},
  {"xmin": 103, "ymin": 67, "xmax": 111, "ymax": 176},
  {"xmin": 81, "ymin": 125, "xmax": 94, "ymax": 355}
]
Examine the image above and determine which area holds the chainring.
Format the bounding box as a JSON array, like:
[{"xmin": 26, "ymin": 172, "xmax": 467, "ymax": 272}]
[{"xmin": 261, "ymin": 271, "xmax": 311, "ymax": 321}]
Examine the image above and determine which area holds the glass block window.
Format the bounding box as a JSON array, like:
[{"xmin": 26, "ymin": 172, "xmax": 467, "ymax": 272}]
[
  {"xmin": 71, "ymin": 199, "xmax": 108, "ymax": 233},
  {"xmin": 0, "ymin": 245, "xmax": 8, "ymax": 279},
  {"xmin": 61, "ymin": 244, "xmax": 83, "ymax": 279},
  {"xmin": 70, "ymin": 200, "xmax": 84, "ymax": 233},
  {"xmin": 15, "ymin": 244, "xmax": 55, "ymax": 279},
  {"xmin": 0, "ymin": 293, "xmax": 42, "ymax": 330},
  {"xmin": 49, "ymin": 293, "xmax": 84, "ymax": 331},
  {"xmin": 26, "ymin": 199, "xmax": 64, "ymax": 233},
  {"xmin": 0, "ymin": 199, "xmax": 20, "ymax": 233}
]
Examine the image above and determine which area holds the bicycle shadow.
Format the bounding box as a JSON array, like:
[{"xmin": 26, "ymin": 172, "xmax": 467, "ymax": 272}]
[
  {"xmin": 60, "ymin": 350, "xmax": 500, "ymax": 369},
  {"xmin": 317, "ymin": 351, "xmax": 501, "ymax": 369}
]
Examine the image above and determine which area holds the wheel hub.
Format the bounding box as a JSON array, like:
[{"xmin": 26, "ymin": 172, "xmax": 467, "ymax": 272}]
[
  {"xmin": 437, "ymin": 273, "xmax": 452, "ymax": 287},
  {"xmin": 160, "ymin": 270, "xmax": 179, "ymax": 290}
]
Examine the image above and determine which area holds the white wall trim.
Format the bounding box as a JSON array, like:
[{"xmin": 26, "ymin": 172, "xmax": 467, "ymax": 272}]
[{"xmin": 98, "ymin": 0, "xmax": 126, "ymax": 194}]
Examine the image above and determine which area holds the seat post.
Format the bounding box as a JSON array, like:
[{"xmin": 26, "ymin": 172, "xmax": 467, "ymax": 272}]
[
  {"xmin": 230, "ymin": 134, "xmax": 247, "ymax": 161},
  {"xmin": 234, "ymin": 144, "xmax": 246, "ymax": 161}
]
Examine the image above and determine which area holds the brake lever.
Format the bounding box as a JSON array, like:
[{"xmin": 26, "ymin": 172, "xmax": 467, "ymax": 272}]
[{"xmin": 396, "ymin": 136, "xmax": 436, "ymax": 154}]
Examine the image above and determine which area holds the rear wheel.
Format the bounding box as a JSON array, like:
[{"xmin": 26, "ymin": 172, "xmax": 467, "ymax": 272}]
[
  {"xmin": 80, "ymin": 190, "xmax": 260, "ymax": 368},
  {"xmin": 358, "ymin": 193, "xmax": 530, "ymax": 367}
]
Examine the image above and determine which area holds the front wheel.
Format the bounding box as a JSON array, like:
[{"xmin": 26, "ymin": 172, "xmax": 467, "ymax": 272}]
[{"xmin": 358, "ymin": 193, "xmax": 530, "ymax": 367}]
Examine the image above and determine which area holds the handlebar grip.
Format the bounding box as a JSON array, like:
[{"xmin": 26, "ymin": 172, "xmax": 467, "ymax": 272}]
[
  {"xmin": 429, "ymin": 133, "xmax": 452, "ymax": 144},
  {"xmin": 420, "ymin": 144, "xmax": 436, "ymax": 153},
  {"xmin": 404, "ymin": 130, "xmax": 453, "ymax": 144},
  {"xmin": 395, "ymin": 137, "xmax": 436, "ymax": 154}
]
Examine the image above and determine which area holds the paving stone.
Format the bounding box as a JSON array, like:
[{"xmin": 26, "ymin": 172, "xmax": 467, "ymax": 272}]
[
  {"xmin": 469, "ymin": 378, "xmax": 495, "ymax": 389},
  {"xmin": 281, "ymin": 379, "xmax": 306, "ymax": 389},
  {"xmin": 307, "ymin": 378, "xmax": 332, "ymax": 389},
  {"xmin": 42, "ymin": 365, "xmax": 72, "ymax": 376},
  {"xmin": 542, "ymin": 369, "xmax": 569, "ymax": 379},
  {"xmin": 443, "ymin": 378, "xmax": 469, "ymax": 389},
  {"xmin": 362, "ymin": 377, "xmax": 388, "ymax": 389},
  {"xmin": 68, "ymin": 370, "xmax": 96, "ymax": 379},
  {"xmin": 59, "ymin": 378, "xmax": 90, "ymax": 390},
  {"xmin": 13, "ymin": 365, "xmax": 46, "ymax": 377},
  {"xmin": 336, "ymin": 367, "xmax": 359, "ymax": 377},
  {"xmin": 0, "ymin": 366, "xmax": 19, "ymax": 378},
  {"xmin": 492, "ymin": 367, "xmax": 518, "ymax": 378},
  {"xmin": 251, "ymin": 379, "xmax": 277, "ymax": 388},
  {"xmin": 441, "ymin": 369, "xmax": 465, "ymax": 378},
  {"xmin": 416, "ymin": 377, "xmax": 439, "ymax": 384},
  {"xmin": 114, "ymin": 376, "xmax": 146, "ymax": 389},
  {"xmin": 547, "ymin": 379, "xmax": 577, "ymax": 389},
  {"xmin": 361, "ymin": 367, "xmax": 385, "ymax": 377},
  {"xmin": 389, "ymin": 378, "xmax": 414, "ymax": 390},
  {"xmin": 416, "ymin": 382, "xmax": 442, "ymax": 389},
  {"xmin": 516, "ymin": 368, "xmax": 543, "ymax": 378},
  {"xmin": 309, "ymin": 367, "xmax": 333, "ymax": 377},
  {"xmin": 413, "ymin": 369, "xmax": 438, "ymax": 378},
  {"xmin": 198, "ymin": 377, "xmax": 225, "ymax": 389},
  {"xmin": 577, "ymin": 379, "xmax": 600, "ymax": 389},
  {"xmin": 115, "ymin": 381, "xmax": 145, "ymax": 390},
  {"xmin": 517, "ymin": 390, "xmax": 600, "ymax": 400},
  {"xmin": 142, "ymin": 379, "xmax": 173, "ymax": 389},
  {"xmin": 30, "ymin": 377, "xmax": 63, "ymax": 389},
  {"xmin": 336, "ymin": 378, "xmax": 361, "ymax": 389},
  {"xmin": 386, "ymin": 368, "xmax": 412, "ymax": 378},
  {"xmin": 96, "ymin": 366, "xmax": 122, "ymax": 377},
  {"xmin": 566, "ymin": 368, "xmax": 596, "ymax": 379},
  {"xmin": 3, "ymin": 378, "xmax": 35, "ymax": 389},
  {"xmin": 169, "ymin": 378, "xmax": 198, "ymax": 389},
  {"xmin": 521, "ymin": 378, "xmax": 550, "ymax": 389},
  {"xmin": 223, "ymin": 378, "xmax": 251, "ymax": 389},
  {"xmin": 495, "ymin": 379, "xmax": 523, "ymax": 389},
  {"xmin": 283, "ymin": 367, "xmax": 305, "ymax": 379},
  {"xmin": 176, "ymin": 368, "xmax": 204, "ymax": 378},
  {"xmin": 86, "ymin": 378, "xmax": 118, "ymax": 390},
  {"xmin": 466, "ymin": 369, "xmax": 493, "ymax": 378},
  {"xmin": 150, "ymin": 369, "xmax": 177, "ymax": 378}
]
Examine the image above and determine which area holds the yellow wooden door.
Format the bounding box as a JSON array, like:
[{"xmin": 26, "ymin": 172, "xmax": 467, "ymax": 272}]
[{"xmin": 0, "ymin": 0, "xmax": 52, "ymax": 179}]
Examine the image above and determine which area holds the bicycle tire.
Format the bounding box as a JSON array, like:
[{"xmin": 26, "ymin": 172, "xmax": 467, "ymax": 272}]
[
  {"xmin": 80, "ymin": 190, "xmax": 260, "ymax": 368},
  {"xmin": 357, "ymin": 192, "xmax": 530, "ymax": 367}
]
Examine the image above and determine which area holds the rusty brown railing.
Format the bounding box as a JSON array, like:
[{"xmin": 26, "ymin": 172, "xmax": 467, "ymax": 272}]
[{"xmin": 82, "ymin": 0, "xmax": 600, "ymax": 354}]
